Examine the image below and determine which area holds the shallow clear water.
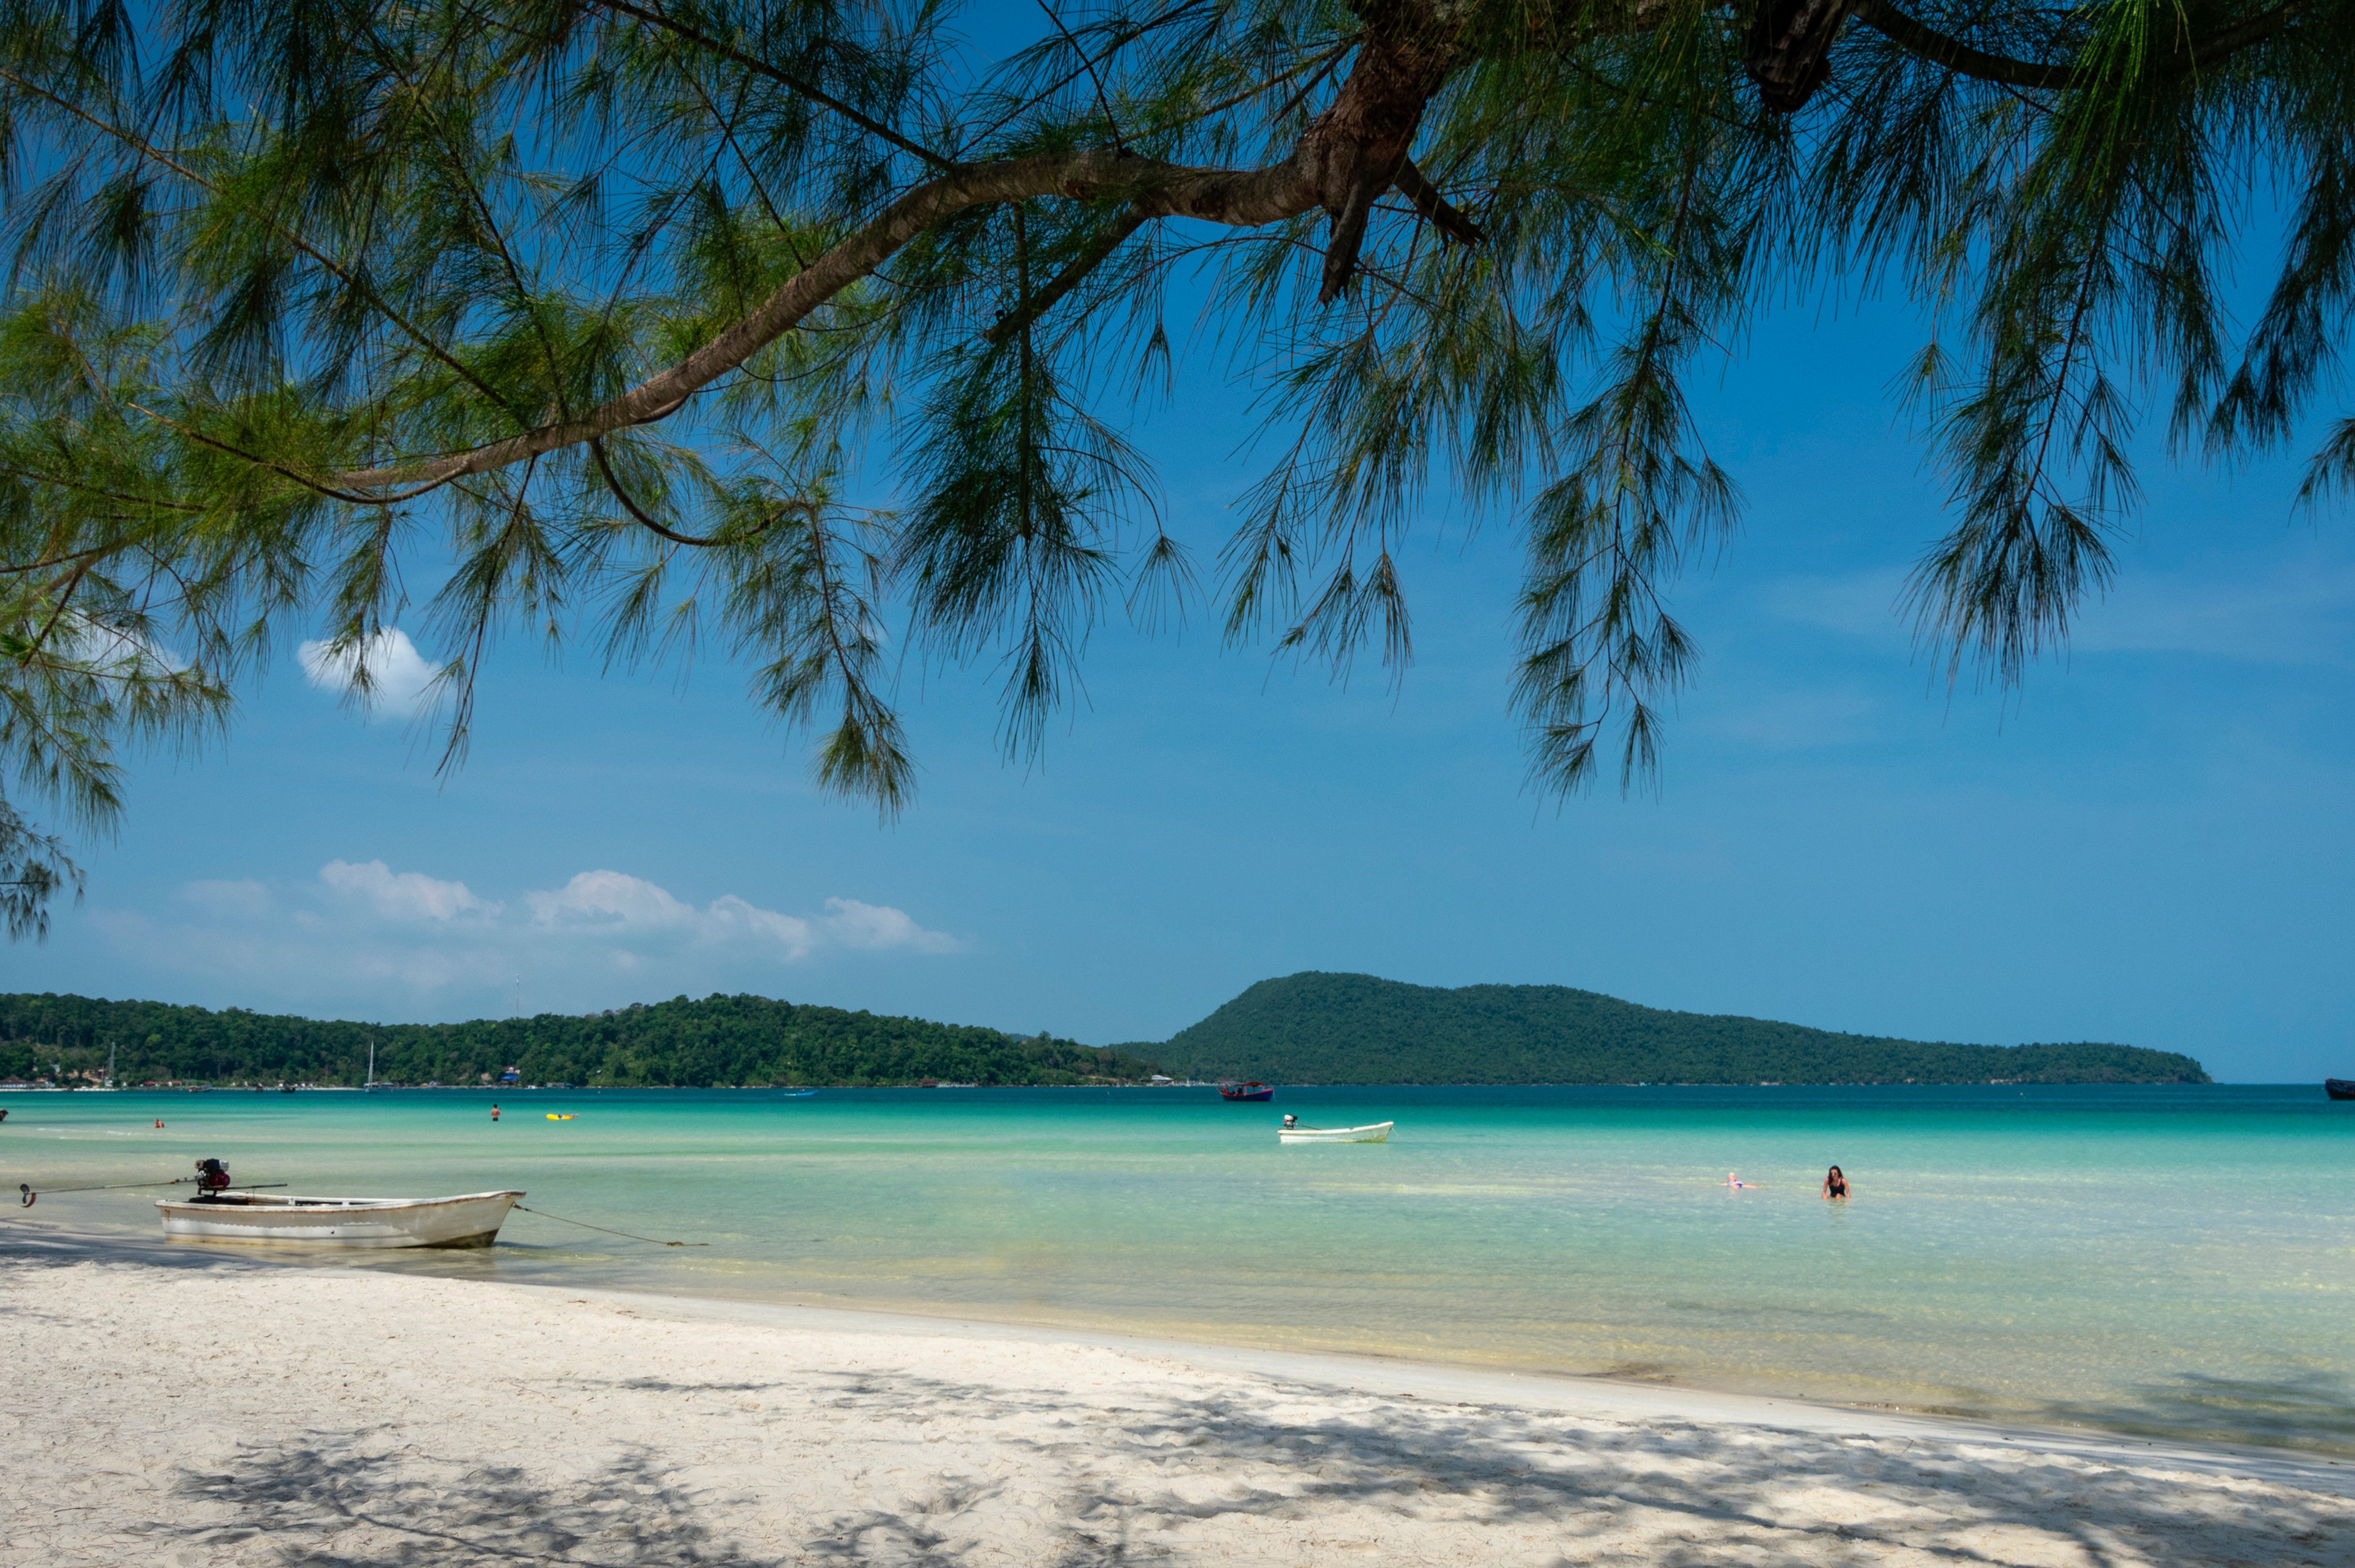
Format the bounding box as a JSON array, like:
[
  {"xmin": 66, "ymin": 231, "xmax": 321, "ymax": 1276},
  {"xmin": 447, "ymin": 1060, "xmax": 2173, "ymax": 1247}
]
[{"xmin": 6, "ymin": 1084, "xmax": 2351, "ymax": 1453}]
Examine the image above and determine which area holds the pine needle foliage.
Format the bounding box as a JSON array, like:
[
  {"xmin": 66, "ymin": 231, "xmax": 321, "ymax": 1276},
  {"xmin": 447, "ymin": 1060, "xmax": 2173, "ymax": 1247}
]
[{"xmin": 0, "ymin": 0, "xmax": 2345, "ymax": 930}]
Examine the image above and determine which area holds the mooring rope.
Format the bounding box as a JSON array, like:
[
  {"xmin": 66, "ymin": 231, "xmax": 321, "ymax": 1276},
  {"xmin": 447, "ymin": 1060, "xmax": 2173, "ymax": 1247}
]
[{"xmin": 513, "ymin": 1203, "xmax": 709, "ymax": 1247}]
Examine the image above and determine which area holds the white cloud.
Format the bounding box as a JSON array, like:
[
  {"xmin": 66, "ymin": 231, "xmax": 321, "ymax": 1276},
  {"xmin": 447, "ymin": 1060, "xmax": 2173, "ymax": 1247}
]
[
  {"xmin": 529, "ymin": 871, "xmax": 825, "ymax": 958},
  {"xmin": 297, "ymin": 628, "xmax": 441, "ymax": 714},
  {"xmin": 507, "ymin": 869, "xmax": 956, "ymax": 960},
  {"xmin": 707, "ymin": 895, "xmax": 818, "ymax": 957},
  {"xmin": 526, "ymin": 870, "xmax": 699, "ymax": 930},
  {"xmin": 821, "ymin": 897, "xmax": 965, "ymax": 953},
  {"xmin": 321, "ymin": 859, "xmax": 500, "ymax": 923},
  {"xmin": 107, "ymin": 861, "xmax": 961, "ymax": 1008}
]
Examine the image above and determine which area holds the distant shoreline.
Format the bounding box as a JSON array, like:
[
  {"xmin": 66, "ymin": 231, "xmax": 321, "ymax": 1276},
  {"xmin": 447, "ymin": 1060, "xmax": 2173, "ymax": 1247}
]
[
  {"xmin": 6, "ymin": 1079, "xmax": 2287, "ymax": 1092},
  {"xmin": 5, "ymin": 980, "xmax": 2214, "ymax": 1093}
]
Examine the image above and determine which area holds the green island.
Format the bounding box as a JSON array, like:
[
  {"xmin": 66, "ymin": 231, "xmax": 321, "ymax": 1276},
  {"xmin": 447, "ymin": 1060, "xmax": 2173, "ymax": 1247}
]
[
  {"xmin": 1137, "ymin": 973, "xmax": 2211, "ymax": 1086},
  {"xmin": 3, "ymin": 973, "xmax": 2209, "ymax": 1088},
  {"xmin": 0, "ymin": 992, "xmax": 1151, "ymax": 1088}
]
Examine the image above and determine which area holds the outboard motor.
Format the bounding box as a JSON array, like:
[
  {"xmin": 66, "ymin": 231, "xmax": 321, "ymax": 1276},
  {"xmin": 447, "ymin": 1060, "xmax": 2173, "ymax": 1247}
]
[{"xmin": 193, "ymin": 1158, "xmax": 233, "ymax": 1199}]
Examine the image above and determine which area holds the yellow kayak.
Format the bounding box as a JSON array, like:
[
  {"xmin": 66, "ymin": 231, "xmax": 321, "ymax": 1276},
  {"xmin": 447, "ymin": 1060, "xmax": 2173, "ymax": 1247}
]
[{"xmin": 546, "ymin": 1113, "xmax": 576, "ymax": 1120}]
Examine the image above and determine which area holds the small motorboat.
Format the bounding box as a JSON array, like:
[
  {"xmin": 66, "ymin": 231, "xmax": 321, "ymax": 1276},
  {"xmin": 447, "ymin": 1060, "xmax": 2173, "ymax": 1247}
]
[
  {"xmin": 1220, "ymin": 1081, "xmax": 1274, "ymax": 1102},
  {"xmin": 157, "ymin": 1160, "xmax": 520, "ymax": 1248},
  {"xmin": 2327, "ymin": 1078, "xmax": 2355, "ymax": 1101},
  {"xmin": 1278, "ymin": 1120, "xmax": 1393, "ymax": 1144},
  {"xmin": 159, "ymin": 1189, "xmax": 523, "ymax": 1248}
]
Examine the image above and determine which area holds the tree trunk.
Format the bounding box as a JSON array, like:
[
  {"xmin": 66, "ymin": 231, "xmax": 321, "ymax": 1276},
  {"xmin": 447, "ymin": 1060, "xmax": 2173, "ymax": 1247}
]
[{"xmin": 1301, "ymin": 4, "xmax": 1467, "ymax": 300}]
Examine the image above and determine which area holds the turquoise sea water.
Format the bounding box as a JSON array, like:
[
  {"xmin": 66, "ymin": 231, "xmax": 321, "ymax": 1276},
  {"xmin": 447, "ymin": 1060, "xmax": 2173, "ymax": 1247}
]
[{"xmin": 5, "ymin": 1084, "xmax": 2351, "ymax": 1453}]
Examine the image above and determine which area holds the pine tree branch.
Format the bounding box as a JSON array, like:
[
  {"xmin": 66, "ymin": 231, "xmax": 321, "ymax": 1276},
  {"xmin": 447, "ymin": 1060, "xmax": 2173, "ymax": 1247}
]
[
  {"xmin": 589, "ymin": 436, "xmax": 722, "ymax": 546},
  {"xmin": 983, "ymin": 204, "xmax": 1150, "ymax": 346},
  {"xmin": 588, "ymin": 0, "xmax": 958, "ymax": 171},
  {"xmin": 952, "ymin": 142, "xmax": 1488, "ymax": 344},
  {"xmin": 0, "ymin": 67, "xmax": 523, "ymax": 421},
  {"xmin": 1849, "ymin": 1, "xmax": 2079, "ymax": 89},
  {"xmin": 1852, "ymin": 0, "xmax": 2314, "ymax": 92},
  {"xmin": 1392, "ymin": 157, "xmax": 1481, "ymax": 245},
  {"xmin": 588, "ymin": 437, "xmax": 795, "ymax": 547},
  {"xmin": 331, "ymin": 148, "xmax": 1324, "ymax": 490}
]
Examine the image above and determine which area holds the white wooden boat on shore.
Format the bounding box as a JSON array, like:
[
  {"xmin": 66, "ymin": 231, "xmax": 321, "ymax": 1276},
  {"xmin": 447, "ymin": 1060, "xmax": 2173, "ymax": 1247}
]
[
  {"xmin": 157, "ymin": 1190, "xmax": 523, "ymax": 1248},
  {"xmin": 1278, "ymin": 1121, "xmax": 1393, "ymax": 1144}
]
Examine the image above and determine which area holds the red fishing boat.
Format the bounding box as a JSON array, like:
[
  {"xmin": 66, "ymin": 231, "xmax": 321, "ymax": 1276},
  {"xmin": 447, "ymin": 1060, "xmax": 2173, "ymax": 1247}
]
[{"xmin": 1219, "ymin": 1081, "xmax": 1273, "ymax": 1102}]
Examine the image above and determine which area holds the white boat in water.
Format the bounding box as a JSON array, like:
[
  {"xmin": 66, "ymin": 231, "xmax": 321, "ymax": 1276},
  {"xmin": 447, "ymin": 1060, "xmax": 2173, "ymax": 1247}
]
[
  {"xmin": 1278, "ymin": 1120, "xmax": 1393, "ymax": 1144},
  {"xmin": 157, "ymin": 1190, "xmax": 523, "ymax": 1248}
]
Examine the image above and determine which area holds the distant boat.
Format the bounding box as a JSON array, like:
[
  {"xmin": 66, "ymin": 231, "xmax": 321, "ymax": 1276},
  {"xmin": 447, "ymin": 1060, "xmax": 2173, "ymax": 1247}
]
[
  {"xmin": 1278, "ymin": 1120, "xmax": 1393, "ymax": 1144},
  {"xmin": 157, "ymin": 1190, "xmax": 522, "ymax": 1248},
  {"xmin": 1219, "ymin": 1081, "xmax": 1273, "ymax": 1102},
  {"xmin": 779, "ymin": 1089, "xmax": 818, "ymax": 1097},
  {"xmin": 546, "ymin": 1113, "xmax": 576, "ymax": 1120},
  {"xmin": 2328, "ymin": 1079, "xmax": 2355, "ymax": 1101}
]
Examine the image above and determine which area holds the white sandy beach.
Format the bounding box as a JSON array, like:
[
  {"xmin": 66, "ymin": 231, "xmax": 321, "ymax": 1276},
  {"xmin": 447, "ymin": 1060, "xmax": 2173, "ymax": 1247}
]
[{"xmin": 2, "ymin": 1227, "xmax": 2347, "ymax": 1567}]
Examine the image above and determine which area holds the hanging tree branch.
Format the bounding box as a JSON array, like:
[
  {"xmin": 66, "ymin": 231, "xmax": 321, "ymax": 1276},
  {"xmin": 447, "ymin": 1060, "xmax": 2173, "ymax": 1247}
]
[{"xmin": 1, "ymin": 0, "xmax": 2350, "ymax": 943}]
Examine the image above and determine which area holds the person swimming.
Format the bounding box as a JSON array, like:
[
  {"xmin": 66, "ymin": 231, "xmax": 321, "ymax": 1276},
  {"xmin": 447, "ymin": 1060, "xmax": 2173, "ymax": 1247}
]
[
  {"xmin": 1822, "ymin": 1165, "xmax": 1849, "ymax": 1200},
  {"xmin": 1724, "ymin": 1173, "xmax": 1756, "ymax": 1189}
]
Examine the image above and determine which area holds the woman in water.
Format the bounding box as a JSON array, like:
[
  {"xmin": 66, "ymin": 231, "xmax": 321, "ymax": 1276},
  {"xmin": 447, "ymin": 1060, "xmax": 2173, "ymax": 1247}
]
[{"xmin": 1822, "ymin": 1166, "xmax": 1849, "ymax": 1200}]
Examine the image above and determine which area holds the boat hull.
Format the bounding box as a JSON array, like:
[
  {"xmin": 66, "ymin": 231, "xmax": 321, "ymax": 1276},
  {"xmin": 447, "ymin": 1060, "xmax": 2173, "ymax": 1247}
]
[
  {"xmin": 2328, "ymin": 1079, "xmax": 2355, "ymax": 1102},
  {"xmin": 1220, "ymin": 1083, "xmax": 1274, "ymax": 1102},
  {"xmin": 1278, "ymin": 1122, "xmax": 1393, "ymax": 1143},
  {"xmin": 157, "ymin": 1190, "xmax": 523, "ymax": 1248}
]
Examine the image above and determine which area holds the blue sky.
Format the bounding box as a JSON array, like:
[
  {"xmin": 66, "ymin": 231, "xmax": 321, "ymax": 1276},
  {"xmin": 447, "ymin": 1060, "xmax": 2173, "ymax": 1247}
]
[{"xmin": 9, "ymin": 222, "xmax": 2351, "ymax": 1082}]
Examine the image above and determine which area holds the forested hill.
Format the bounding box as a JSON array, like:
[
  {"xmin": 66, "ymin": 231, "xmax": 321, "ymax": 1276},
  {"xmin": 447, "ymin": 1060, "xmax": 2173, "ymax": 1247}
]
[
  {"xmin": 1156, "ymin": 973, "xmax": 2210, "ymax": 1086},
  {"xmin": 0, "ymin": 993, "xmax": 1153, "ymax": 1088}
]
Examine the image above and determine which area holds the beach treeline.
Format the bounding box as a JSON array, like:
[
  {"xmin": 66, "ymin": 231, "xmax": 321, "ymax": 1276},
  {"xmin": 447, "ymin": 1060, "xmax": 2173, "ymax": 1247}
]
[
  {"xmin": 0, "ymin": 993, "xmax": 1154, "ymax": 1088},
  {"xmin": 1143, "ymin": 973, "xmax": 2211, "ymax": 1086}
]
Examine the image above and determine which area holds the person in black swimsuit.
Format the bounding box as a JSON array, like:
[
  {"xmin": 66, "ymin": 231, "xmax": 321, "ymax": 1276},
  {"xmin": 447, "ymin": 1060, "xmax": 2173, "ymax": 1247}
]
[{"xmin": 1822, "ymin": 1165, "xmax": 1849, "ymax": 1200}]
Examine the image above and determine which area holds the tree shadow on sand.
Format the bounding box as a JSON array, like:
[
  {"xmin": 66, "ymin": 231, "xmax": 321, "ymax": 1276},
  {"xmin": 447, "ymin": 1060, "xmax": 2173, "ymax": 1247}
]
[
  {"xmin": 148, "ymin": 1371, "xmax": 2353, "ymax": 1568},
  {"xmin": 155, "ymin": 1436, "xmax": 766, "ymax": 1567},
  {"xmin": 852, "ymin": 1373, "xmax": 2350, "ymax": 1567}
]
